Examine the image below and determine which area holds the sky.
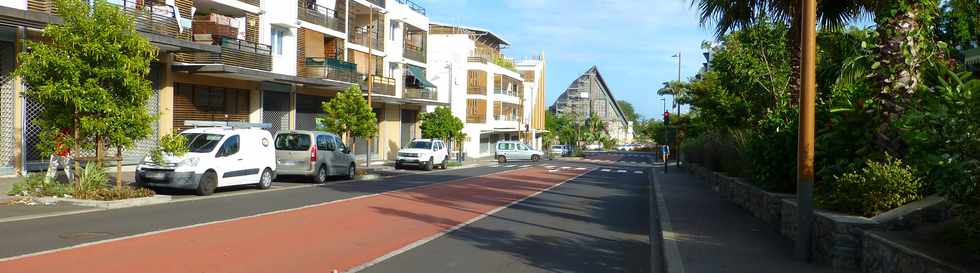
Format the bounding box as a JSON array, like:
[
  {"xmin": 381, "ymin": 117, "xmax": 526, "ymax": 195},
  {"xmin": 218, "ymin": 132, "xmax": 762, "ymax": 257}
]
[{"xmin": 419, "ymin": 0, "xmax": 715, "ymax": 120}]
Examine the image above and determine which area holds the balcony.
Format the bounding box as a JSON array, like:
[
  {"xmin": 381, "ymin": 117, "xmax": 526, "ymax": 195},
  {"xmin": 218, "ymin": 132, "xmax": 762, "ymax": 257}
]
[
  {"xmin": 238, "ymin": 0, "xmax": 260, "ymax": 6},
  {"xmin": 395, "ymin": 0, "xmax": 425, "ymax": 15},
  {"xmin": 364, "ymin": 0, "xmax": 385, "ymax": 8},
  {"xmin": 493, "ymin": 88, "xmax": 520, "ymax": 97},
  {"xmin": 29, "ymin": 0, "xmax": 182, "ymax": 38},
  {"xmin": 404, "ymin": 87, "xmax": 437, "ymax": 100},
  {"xmin": 469, "ymin": 48, "xmax": 517, "ymax": 72},
  {"xmin": 175, "ymin": 36, "xmax": 272, "ymax": 71},
  {"xmin": 349, "ymin": 28, "xmax": 384, "ymax": 51},
  {"xmin": 360, "ymin": 75, "xmax": 396, "ymax": 96},
  {"xmin": 300, "ymin": 57, "xmax": 358, "ymax": 83},
  {"xmin": 404, "ymin": 43, "xmax": 425, "ymax": 63},
  {"xmin": 298, "ymin": 0, "xmax": 346, "ymax": 33}
]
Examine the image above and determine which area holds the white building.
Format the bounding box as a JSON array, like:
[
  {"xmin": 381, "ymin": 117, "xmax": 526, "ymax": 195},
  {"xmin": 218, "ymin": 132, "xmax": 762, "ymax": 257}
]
[
  {"xmin": 516, "ymin": 55, "xmax": 547, "ymax": 150},
  {"xmin": 427, "ymin": 23, "xmax": 535, "ymax": 158}
]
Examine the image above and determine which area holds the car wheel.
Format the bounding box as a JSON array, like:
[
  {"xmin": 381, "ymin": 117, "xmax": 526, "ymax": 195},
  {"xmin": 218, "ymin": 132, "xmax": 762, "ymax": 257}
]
[
  {"xmin": 440, "ymin": 157, "xmax": 448, "ymax": 169},
  {"xmin": 423, "ymin": 158, "xmax": 434, "ymax": 171},
  {"xmin": 394, "ymin": 163, "xmax": 402, "ymax": 170},
  {"xmin": 195, "ymin": 171, "xmax": 217, "ymax": 196},
  {"xmin": 314, "ymin": 165, "xmax": 328, "ymax": 184},
  {"xmin": 497, "ymin": 156, "xmax": 507, "ymax": 164},
  {"xmin": 346, "ymin": 164, "xmax": 356, "ymax": 180},
  {"xmin": 531, "ymin": 155, "xmax": 541, "ymax": 162},
  {"xmin": 258, "ymin": 168, "xmax": 273, "ymax": 190}
]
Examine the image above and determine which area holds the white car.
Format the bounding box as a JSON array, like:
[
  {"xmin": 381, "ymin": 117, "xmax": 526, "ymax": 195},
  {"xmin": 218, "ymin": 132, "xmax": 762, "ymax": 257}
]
[
  {"xmin": 136, "ymin": 126, "xmax": 277, "ymax": 196},
  {"xmin": 395, "ymin": 139, "xmax": 449, "ymax": 171}
]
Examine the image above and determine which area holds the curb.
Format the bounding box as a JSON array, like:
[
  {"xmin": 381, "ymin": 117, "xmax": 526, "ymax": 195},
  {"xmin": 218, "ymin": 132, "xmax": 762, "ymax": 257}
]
[
  {"xmin": 651, "ymin": 168, "xmax": 686, "ymax": 273},
  {"xmin": 39, "ymin": 195, "xmax": 173, "ymax": 209}
]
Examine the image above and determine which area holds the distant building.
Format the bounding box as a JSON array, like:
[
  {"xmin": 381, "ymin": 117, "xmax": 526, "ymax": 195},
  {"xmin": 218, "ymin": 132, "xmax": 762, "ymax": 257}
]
[{"xmin": 550, "ymin": 66, "xmax": 632, "ymax": 144}]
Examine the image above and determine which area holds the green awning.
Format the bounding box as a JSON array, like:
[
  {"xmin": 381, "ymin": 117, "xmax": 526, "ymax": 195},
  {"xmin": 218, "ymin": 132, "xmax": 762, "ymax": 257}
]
[{"xmin": 407, "ymin": 65, "xmax": 437, "ymax": 88}]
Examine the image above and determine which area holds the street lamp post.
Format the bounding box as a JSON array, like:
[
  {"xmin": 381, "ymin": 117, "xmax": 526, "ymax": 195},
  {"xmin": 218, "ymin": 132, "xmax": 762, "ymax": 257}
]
[
  {"xmin": 796, "ymin": 0, "xmax": 817, "ymax": 261},
  {"xmin": 671, "ymin": 52, "xmax": 681, "ymax": 168}
]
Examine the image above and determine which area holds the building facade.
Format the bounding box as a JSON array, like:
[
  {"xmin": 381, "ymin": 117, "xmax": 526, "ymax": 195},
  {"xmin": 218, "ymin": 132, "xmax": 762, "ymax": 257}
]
[
  {"xmin": 0, "ymin": 0, "xmax": 444, "ymax": 175},
  {"xmin": 517, "ymin": 55, "xmax": 546, "ymax": 150},
  {"xmin": 550, "ymin": 66, "xmax": 632, "ymax": 145},
  {"xmin": 427, "ymin": 23, "xmax": 543, "ymax": 158}
]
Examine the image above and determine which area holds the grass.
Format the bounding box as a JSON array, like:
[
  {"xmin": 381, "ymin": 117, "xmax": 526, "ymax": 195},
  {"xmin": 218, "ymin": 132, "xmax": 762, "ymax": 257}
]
[{"xmin": 8, "ymin": 163, "xmax": 155, "ymax": 201}]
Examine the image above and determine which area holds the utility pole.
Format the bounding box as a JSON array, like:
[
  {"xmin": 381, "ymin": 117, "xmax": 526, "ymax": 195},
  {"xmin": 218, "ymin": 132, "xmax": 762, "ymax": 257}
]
[
  {"xmin": 675, "ymin": 51, "xmax": 681, "ymax": 168},
  {"xmin": 365, "ymin": 8, "xmax": 374, "ymax": 169},
  {"xmin": 796, "ymin": 0, "xmax": 817, "ymax": 261}
]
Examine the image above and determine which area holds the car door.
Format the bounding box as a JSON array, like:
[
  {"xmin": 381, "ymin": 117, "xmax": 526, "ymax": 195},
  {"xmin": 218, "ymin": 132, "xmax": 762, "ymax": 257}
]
[
  {"xmin": 436, "ymin": 141, "xmax": 447, "ymax": 162},
  {"xmin": 315, "ymin": 134, "xmax": 337, "ymax": 175},
  {"xmin": 333, "ymin": 136, "xmax": 353, "ymax": 170},
  {"xmin": 215, "ymin": 134, "xmax": 250, "ymax": 186},
  {"xmin": 516, "ymin": 143, "xmax": 531, "ymax": 160}
]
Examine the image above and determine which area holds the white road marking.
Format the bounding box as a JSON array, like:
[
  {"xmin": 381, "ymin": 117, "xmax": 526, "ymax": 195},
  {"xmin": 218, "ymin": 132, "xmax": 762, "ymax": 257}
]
[
  {"xmin": 519, "ymin": 165, "xmax": 531, "ymax": 168},
  {"xmin": 548, "ymin": 169, "xmax": 559, "ymax": 172},
  {"xmin": 560, "ymin": 166, "xmax": 571, "ymax": 169},
  {"xmin": 505, "ymin": 164, "xmax": 517, "ymax": 167},
  {"xmin": 634, "ymin": 171, "xmax": 644, "ymax": 174},
  {"xmin": 601, "ymin": 169, "xmax": 611, "ymax": 172},
  {"xmin": 544, "ymin": 165, "xmax": 556, "ymax": 169},
  {"xmin": 575, "ymin": 167, "xmax": 586, "ymax": 170},
  {"xmin": 617, "ymin": 170, "xmax": 628, "ymax": 173}
]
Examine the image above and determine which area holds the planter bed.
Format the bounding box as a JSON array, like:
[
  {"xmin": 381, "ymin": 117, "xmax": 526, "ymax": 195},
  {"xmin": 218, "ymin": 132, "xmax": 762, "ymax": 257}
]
[{"xmin": 39, "ymin": 195, "xmax": 171, "ymax": 209}]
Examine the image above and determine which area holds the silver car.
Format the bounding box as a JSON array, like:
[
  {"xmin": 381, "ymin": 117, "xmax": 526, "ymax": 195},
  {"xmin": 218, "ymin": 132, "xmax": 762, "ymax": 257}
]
[
  {"xmin": 495, "ymin": 141, "xmax": 544, "ymax": 163},
  {"xmin": 274, "ymin": 130, "xmax": 355, "ymax": 183}
]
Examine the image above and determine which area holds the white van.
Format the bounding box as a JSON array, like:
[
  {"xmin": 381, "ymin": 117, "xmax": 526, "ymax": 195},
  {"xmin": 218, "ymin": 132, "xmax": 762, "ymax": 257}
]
[{"xmin": 136, "ymin": 124, "xmax": 277, "ymax": 196}]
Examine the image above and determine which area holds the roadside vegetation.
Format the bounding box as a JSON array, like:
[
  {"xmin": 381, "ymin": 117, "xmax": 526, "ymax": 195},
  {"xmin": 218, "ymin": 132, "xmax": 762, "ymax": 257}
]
[
  {"xmin": 677, "ymin": 0, "xmax": 979, "ymax": 254},
  {"xmin": 9, "ymin": 0, "xmax": 158, "ymax": 200}
]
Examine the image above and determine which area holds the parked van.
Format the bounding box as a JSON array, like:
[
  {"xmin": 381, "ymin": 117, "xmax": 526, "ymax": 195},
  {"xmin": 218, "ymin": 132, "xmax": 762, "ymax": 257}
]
[
  {"xmin": 495, "ymin": 141, "xmax": 544, "ymax": 163},
  {"xmin": 274, "ymin": 130, "xmax": 356, "ymax": 183},
  {"xmin": 136, "ymin": 124, "xmax": 276, "ymax": 196}
]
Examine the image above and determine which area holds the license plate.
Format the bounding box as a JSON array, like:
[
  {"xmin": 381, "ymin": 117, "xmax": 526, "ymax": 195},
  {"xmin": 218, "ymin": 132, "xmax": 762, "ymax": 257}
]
[{"xmin": 145, "ymin": 172, "xmax": 166, "ymax": 180}]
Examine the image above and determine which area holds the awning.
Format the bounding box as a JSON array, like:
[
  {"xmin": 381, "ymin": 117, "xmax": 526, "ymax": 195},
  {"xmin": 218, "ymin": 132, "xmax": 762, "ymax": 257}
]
[{"xmin": 406, "ymin": 65, "xmax": 437, "ymax": 88}]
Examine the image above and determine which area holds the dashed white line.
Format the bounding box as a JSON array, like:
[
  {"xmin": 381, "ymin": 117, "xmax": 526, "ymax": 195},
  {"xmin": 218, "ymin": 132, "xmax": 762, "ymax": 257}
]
[
  {"xmin": 544, "ymin": 165, "xmax": 556, "ymax": 169},
  {"xmin": 601, "ymin": 169, "xmax": 611, "ymax": 172},
  {"xmin": 575, "ymin": 167, "xmax": 586, "ymax": 170},
  {"xmin": 505, "ymin": 164, "xmax": 517, "ymax": 168},
  {"xmin": 560, "ymin": 166, "xmax": 571, "ymax": 169},
  {"xmin": 634, "ymin": 171, "xmax": 644, "ymax": 174},
  {"xmin": 617, "ymin": 170, "xmax": 628, "ymax": 173},
  {"xmin": 519, "ymin": 165, "xmax": 531, "ymax": 168}
]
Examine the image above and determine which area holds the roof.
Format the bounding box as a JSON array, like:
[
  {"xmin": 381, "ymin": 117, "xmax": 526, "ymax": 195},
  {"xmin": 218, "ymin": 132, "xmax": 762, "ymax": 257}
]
[
  {"xmin": 552, "ymin": 66, "xmax": 629, "ymax": 124},
  {"xmin": 430, "ymin": 21, "xmax": 510, "ymax": 46}
]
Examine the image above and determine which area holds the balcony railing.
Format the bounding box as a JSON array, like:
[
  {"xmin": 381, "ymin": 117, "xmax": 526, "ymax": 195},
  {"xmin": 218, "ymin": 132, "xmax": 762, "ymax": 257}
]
[
  {"xmin": 301, "ymin": 57, "xmax": 358, "ymax": 83},
  {"xmin": 403, "ymin": 43, "xmax": 426, "ymax": 63},
  {"xmin": 298, "ymin": 1, "xmax": 346, "ymax": 33},
  {"xmin": 29, "ymin": 0, "xmax": 182, "ymax": 38},
  {"xmin": 349, "ymin": 28, "xmax": 384, "ymax": 51},
  {"xmin": 364, "ymin": 0, "xmax": 385, "ymax": 8},
  {"xmin": 395, "ymin": 0, "xmax": 425, "ymax": 15},
  {"xmin": 360, "ymin": 75, "xmax": 396, "ymax": 96},
  {"xmin": 404, "ymin": 87, "xmax": 437, "ymax": 100},
  {"xmin": 494, "ymin": 89, "xmax": 519, "ymax": 97},
  {"xmin": 238, "ymin": 0, "xmax": 260, "ymax": 6},
  {"xmin": 175, "ymin": 36, "xmax": 272, "ymax": 71},
  {"xmin": 469, "ymin": 48, "xmax": 518, "ymax": 72}
]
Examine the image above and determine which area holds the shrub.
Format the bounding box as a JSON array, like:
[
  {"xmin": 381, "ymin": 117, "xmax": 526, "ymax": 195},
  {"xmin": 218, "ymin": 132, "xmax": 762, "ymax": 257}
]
[
  {"xmin": 150, "ymin": 133, "xmax": 189, "ymax": 165},
  {"xmin": 7, "ymin": 173, "xmax": 71, "ymax": 197},
  {"xmin": 76, "ymin": 162, "xmax": 109, "ymax": 194},
  {"xmin": 73, "ymin": 186, "xmax": 154, "ymax": 201},
  {"xmin": 816, "ymin": 155, "xmax": 925, "ymax": 217}
]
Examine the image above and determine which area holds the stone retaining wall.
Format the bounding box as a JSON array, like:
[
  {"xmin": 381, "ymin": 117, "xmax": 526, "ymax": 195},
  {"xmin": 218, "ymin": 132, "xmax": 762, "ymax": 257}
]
[
  {"xmin": 685, "ymin": 163, "xmax": 961, "ymax": 272},
  {"xmin": 862, "ymin": 232, "xmax": 971, "ymax": 273}
]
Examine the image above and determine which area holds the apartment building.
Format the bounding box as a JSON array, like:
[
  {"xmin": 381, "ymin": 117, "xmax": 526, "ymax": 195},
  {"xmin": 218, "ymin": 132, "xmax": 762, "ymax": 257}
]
[
  {"xmin": 0, "ymin": 0, "xmax": 442, "ymax": 175},
  {"xmin": 516, "ymin": 55, "xmax": 546, "ymax": 150},
  {"xmin": 427, "ymin": 22, "xmax": 533, "ymax": 158}
]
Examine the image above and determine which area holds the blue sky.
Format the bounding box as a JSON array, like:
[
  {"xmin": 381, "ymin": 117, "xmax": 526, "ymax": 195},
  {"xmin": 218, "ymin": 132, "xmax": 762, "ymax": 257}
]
[{"xmin": 420, "ymin": 0, "xmax": 714, "ymax": 120}]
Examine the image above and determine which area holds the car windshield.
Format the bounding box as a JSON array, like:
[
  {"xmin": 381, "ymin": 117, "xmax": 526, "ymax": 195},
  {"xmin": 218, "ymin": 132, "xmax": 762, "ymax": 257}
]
[
  {"xmin": 182, "ymin": 133, "xmax": 224, "ymax": 153},
  {"xmin": 552, "ymin": 145, "xmax": 563, "ymax": 149},
  {"xmin": 409, "ymin": 141, "xmax": 432, "ymax": 149},
  {"xmin": 275, "ymin": 134, "xmax": 311, "ymax": 151}
]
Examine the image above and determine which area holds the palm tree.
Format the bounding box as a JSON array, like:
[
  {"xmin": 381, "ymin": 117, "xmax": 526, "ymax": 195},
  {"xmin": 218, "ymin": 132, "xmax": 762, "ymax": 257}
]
[{"xmin": 691, "ymin": 0, "xmax": 866, "ymax": 105}]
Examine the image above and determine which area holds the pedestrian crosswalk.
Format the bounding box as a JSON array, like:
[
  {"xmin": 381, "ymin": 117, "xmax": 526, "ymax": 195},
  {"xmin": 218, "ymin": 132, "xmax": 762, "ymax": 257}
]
[{"xmin": 487, "ymin": 162, "xmax": 647, "ymax": 176}]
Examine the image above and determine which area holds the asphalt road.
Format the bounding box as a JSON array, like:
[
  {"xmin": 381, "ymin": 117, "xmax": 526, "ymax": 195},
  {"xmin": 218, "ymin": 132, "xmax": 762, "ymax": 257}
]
[
  {"xmin": 0, "ymin": 153, "xmax": 656, "ymax": 273},
  {"xmin": 357, "ymin": 159, "xmax": 653, "ymax": 273}
]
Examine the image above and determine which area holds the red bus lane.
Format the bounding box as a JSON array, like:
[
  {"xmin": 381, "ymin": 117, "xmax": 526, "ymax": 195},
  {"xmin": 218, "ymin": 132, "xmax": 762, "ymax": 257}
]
[{"xmin": 0, "ymin": 167, "xmax": 589, "ymax": 273}]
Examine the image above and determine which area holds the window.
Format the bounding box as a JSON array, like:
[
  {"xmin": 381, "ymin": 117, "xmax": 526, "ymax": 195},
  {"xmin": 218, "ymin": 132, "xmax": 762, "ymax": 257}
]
[
  {"xmin": 334, "ymin": 137, "xmax": 347, "ymax": 152},
  {"xmin": 218, "ymin": 135, "xmax": 240, "ymax": 157},
  {"xmin": 316, "ymin": 135, "xmax": 335, "ymax": 151},
  {"xmin": 518, "ymin": 144, "xmax": 528, "ymax": 151},
  {"xmin": 498, "ymin": 143, "xmax": 514, "ymax": 151},
  {"xmin": 390, "ymin": 21, "xmax": 398, "ymax": 41},
  {"xmin": 271, "ymin": 28, "xmax": 285, "ymax": 56},
  {"xmin": 275, "ymin": 134, "xmax": 311, "ymax": 151},
  {"xmin": 183, "ymin": 133, "xmax": 224, "ymax": 153}
]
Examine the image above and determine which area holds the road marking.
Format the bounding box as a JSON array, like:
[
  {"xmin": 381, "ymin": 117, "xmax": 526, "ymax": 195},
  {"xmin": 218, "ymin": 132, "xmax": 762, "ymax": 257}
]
[
  {"xmin": 544, "ymin": 165, "xmax": 556, "ymax": 168},
  {"xmin": 560, "ymin": 166, "xmax": 571, "ymax": 169},
  {"xmin": 575, "ymin": 167, "xmax": 586, "ymax": 170},
  {"xmin": 346, "ymin": 168, "xmax": 595, "ymax": 273},
  {"xmin": 519, "ymin": 165, "xmax": 531, "ymax": 168},
  {"xmin": 653, "ymin": 171, "xmax": 687, "ymax": 273},
  {"xmin": 617, "ymin": 170, "xmax": 628, "ymax": 173},
  {"xmin": 548, "ymin": 169, "xmax": 559, "ymax": 172},
  {"xmin": 601, "ymin": 169, "xmax": 611, "ymax": 172},
  {"xmin": 635, "ymin": 171, "xmax": 644, "ymax": 174},
  {"xmin": 504, "ymin": 164, "xmax": 516, "ymax": 168},
  {"xmin": 0, "ymin": 167, "xmax": 535, "ymax": 263}
]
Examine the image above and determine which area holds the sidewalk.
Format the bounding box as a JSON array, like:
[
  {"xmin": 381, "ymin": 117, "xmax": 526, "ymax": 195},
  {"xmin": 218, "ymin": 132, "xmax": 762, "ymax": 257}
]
[{"xmin": 652, "ymin": 166, "xmax": 847, "ymax": 273}]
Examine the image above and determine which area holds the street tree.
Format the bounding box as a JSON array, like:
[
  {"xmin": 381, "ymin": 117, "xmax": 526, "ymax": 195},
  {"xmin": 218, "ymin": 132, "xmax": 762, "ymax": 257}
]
[
  {"xmin": 320, "ymin": 85, "xmax": 378, "ymax": 160},
  {"xmin": 616, "ymin": 100, "xmax": 641, "ymax": 123},
  {"xmin": 419, "ymin": 106, "xmax": 464, "ymax": 154},
  {"xmin": 16, "ymin": 0, "xmax": 157, "ymax": 186}
]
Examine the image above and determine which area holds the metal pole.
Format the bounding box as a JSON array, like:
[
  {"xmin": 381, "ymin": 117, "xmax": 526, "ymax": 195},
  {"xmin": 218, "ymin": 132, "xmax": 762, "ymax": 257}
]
[
  {"xmin": 675, "ymin": 51, "xmax": 681, "ymax": 168},
  {"xmin": 795, "ymin": 0, "xmax": 817, "ymax": 261},
  {"xmin": 365, "ymin": 8, "xmax": 374, "ymax": 169}
]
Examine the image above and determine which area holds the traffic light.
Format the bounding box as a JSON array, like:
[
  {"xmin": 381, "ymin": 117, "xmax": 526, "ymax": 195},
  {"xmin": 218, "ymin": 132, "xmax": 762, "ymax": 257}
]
[{"xmin": 663, "ymin": 111, "xmax": 670, "ymax": 126}]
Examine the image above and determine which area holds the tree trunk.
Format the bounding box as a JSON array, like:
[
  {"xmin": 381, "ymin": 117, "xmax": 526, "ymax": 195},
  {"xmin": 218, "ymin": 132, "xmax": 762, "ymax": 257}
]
[
  {"xmin": 72, "ymin": 117, "xmax": 81, "ymax": 187},
  {"xmin": 788, "ymin": 4, "xmax": 802, "ymax": 107},
  {"xmin": 96, "ymin": 137, "xmax": 104, "ymax": 168},
  {"xmin": 873, "ymin": 2, "xmax": 934, "ymax": 157},
  {"xmin": 115, "ymin": 147, "xmax": 123, "ymax": 188}
]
